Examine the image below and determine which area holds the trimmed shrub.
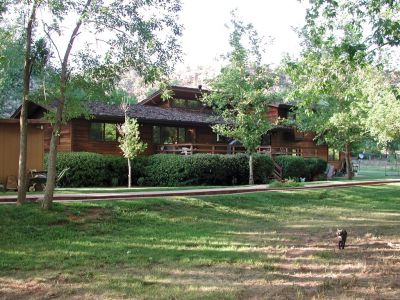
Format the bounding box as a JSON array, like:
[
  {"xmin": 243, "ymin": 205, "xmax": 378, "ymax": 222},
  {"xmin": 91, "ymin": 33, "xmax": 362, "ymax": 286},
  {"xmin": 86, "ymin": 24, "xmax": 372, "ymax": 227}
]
[
  {"xmin": 46, "ymin": 152, "xmax": 148, "ymax": 187},
  {"xmin": 141, "ymin": 153, "xmax": 274, "ymax": 186},
  {"xmin": 304, "ymin": 157, "xmax": 327, "ymax": 181},
  {"xmin": 49, "ymin": 152, "xmax": 273, "ymax": 187},
  {"xmin": 274, "ymin": 155, "xmax": 307, "ymax": 179}
]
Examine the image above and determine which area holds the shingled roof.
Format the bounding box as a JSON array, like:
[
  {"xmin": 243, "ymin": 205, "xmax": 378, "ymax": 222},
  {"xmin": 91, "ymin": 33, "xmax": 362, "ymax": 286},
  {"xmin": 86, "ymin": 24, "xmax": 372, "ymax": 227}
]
[{"xmin": 87, "ymin": 101, "xmax": 221, "ymax": 125}]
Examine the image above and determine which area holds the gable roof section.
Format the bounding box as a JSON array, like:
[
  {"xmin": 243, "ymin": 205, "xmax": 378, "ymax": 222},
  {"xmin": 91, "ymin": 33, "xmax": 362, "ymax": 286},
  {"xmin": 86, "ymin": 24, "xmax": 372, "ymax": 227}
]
[{"xmin": 139, "ymin": 85, "xmax": 209, "ymax": 106}]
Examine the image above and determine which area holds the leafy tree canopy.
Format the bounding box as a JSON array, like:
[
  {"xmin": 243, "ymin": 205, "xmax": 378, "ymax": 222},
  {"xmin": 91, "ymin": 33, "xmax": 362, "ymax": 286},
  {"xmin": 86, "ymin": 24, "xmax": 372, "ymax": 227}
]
[{"xmin": 202, "ymin": 13, "xmax": 278, "ymax": 154}]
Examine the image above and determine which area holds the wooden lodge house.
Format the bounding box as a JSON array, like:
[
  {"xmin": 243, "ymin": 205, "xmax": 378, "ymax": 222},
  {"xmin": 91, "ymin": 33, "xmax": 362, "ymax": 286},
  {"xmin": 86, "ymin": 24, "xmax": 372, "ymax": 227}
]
[{"xmin": 10, "ymin": 86, "xmax": 341, "ymax": 167}]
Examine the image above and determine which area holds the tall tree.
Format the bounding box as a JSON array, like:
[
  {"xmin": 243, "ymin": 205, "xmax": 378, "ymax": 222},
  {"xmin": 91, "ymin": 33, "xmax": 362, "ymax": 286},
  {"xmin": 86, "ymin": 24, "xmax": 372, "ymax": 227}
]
[
  {"xmin": 285, "ymin": 0, "xmax": 400, "ymax": 179},
  {"xmin": 17, "ymin": 0, "xmax": 40, "ymax": 205},
  {"xmin": 40, "ymin": 0, "xmax": 182, "ymax": 209},
  {"xmin": 202, "ymin": 15, "xmax": 277, "ymax": 184},
  {"xmin": 285, "ymin": 51, "xmax": 368, "ymax": 179}
]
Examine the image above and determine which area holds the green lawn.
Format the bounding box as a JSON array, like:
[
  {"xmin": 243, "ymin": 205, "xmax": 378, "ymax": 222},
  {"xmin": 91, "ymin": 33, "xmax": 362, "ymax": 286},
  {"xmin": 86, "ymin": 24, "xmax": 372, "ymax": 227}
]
[
  {"xmin": 1, "ymin": 185, "xmax": 229, "ymax": 196},
  {"xmin": 1, "ymin": 184, "xmax": 400, "ymax": 299}
]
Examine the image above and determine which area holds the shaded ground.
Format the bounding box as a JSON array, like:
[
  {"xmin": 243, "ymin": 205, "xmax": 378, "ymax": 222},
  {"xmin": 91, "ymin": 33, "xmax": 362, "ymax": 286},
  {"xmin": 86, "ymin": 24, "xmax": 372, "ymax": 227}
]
[{"xmin": 1, "ymin": 184, "xmax": 400, "ymax": 299}]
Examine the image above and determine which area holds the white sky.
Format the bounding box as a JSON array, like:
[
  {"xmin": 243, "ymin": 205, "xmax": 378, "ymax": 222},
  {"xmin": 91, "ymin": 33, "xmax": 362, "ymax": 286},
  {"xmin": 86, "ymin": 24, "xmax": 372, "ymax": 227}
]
[{"xmin": 178, "ymin": 0, "xmax": 307, "ymax": 69}]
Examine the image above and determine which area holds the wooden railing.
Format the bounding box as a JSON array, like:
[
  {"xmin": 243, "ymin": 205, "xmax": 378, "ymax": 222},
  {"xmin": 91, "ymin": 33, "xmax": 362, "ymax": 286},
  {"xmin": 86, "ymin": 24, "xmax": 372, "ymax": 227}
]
[
  {"xmin": 157, "ymin": 143, "xmax": 246, "ymax": 155},
  {"xmin": 157, "ymin": 143, "xmax": 326, "ymax": 159},
  {"xmin": 258, "ymin": 146, "xmax": 326, "ymax": 158}
]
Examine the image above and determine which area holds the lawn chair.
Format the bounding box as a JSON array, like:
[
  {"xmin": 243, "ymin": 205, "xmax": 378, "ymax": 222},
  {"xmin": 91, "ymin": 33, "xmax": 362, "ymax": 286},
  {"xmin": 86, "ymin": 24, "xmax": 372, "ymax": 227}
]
[{"xmin": 181, "ymin": 147, "xmax": 192, "ymax": 155}]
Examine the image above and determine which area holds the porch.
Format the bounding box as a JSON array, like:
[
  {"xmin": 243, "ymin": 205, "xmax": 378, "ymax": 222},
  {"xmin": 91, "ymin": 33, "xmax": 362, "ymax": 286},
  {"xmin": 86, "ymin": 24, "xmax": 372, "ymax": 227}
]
[{"xmin": 157, "ymin": 143, "xmax": 327, "ymax": 159}]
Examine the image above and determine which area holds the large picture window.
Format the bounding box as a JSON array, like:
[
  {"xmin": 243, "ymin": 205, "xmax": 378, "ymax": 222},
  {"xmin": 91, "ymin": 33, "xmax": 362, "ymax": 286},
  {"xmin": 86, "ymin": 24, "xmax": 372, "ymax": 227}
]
[
  {"xmin": 90, "ymin": 122, "xmax": 118, "ymax": 141},
  {"xmin": 153, "ymin": 126, "xmax": 195, "ymax": 144}
]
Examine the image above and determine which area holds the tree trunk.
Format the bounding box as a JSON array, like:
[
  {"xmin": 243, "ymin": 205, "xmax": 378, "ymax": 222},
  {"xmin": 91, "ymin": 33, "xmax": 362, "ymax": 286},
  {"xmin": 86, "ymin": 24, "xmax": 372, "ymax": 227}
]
[
  {"xmin": 42, "ymin": 105, "xmax": 63, "ymax": 210},
  {"xmin": 17, "ymin": 1, "xmax": 38, "ymax": 205},
  {"xmin": 42, "ymin": 0, "xmax": 92, "ymax": 210},
  {"xmin": 127, "ymin": 158, "xmax": 131, "ymax": 188},
  {"xmin": 249, "ymin": 153, "xmax": 254, "ymax": 185},
  {"xmin": 345, "ymin": 143, "xmax": 353, "ymax": 180}
]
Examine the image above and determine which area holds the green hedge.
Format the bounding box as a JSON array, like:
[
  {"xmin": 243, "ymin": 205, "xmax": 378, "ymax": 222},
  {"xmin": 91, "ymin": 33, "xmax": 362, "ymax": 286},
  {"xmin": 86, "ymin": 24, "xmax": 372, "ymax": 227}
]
[
  {"xmin": 45, "ymin": 152, "xmax": 130, "ymax": 187},
  {"xmin": 139, "ymin": 153, "xmax": 273, "ymax": 186},
  {"xmin": 273, "ymin": 155, "xmax": 307, "ymax": 179},
  {"xmin": 48, "ymin": 152, "xmax": 274, "ymax": 187},
  {"xmin": 304, "ymin": 157, "xmax": 327, "ymax": 181},
  {"xmin": 273, "ymin": 155, "xmax": 327, "ymax": 180}
]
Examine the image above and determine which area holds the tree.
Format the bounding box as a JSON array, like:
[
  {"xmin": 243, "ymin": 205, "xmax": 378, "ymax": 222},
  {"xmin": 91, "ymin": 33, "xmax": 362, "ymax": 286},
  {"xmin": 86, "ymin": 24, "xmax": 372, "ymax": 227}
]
[
  {"xmin": 0, "ymin": 28, "xmax": 24, "ymax": 117},
  {"xmin": 38, "ymin": 0, "xmax": 182, "ymax": 209},
  {"xmin": 304, "ymin": 0, "xmax": 400, "ymax": 51},
  {"xmin": 202, "ymin": 15, "xmax": 277, "ymax": 184},
  {"xmin": 285, "ymin": 0, "xmax": 400, "ymax": 179},
  {"xmin": 285, "ymin": 51, "xmax": 368, "ymax": 179},
  {"xmin": 118, "ymin": 103, "xmax": 147, "ymax": 188}
]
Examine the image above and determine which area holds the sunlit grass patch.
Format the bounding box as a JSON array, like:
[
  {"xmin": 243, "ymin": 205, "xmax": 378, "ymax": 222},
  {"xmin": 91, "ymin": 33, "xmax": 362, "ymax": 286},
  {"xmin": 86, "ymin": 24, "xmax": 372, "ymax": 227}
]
[{"xmin": 1, "ymin": 184, "xmax": 400, "ymax": 299}]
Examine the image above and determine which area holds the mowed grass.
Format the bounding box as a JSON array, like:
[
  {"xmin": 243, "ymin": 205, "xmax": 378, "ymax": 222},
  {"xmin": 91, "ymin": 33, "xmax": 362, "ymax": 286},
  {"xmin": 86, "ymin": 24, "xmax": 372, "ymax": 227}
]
[
  {"xmin": 1, "ymin": 185, "xmax": 229, "ymax": 196},
  {"xmin": 1, "ymin": 184, "xmax": 400, "ymax": 299}
]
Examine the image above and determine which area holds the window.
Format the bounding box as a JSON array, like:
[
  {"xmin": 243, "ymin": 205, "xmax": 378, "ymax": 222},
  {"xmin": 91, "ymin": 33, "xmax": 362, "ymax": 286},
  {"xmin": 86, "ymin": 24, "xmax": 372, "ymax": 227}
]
[
  {"xmin": 90, "ymin": 122, "xmax": 118, "ymax": 141},
  {"xmin": 328, "ymin": 148, "xmax": 340, "ymax": 161},
  {"xmin": 153, "ymin": 126, "xmax": 195, "ymax": 144},
  {"xmin": 170, "ymin": 99, "xmax": 203, "ymax": 109},
  {"xmin": 171, "ymin": 99, "xmax": 187, "ymax": 108}
]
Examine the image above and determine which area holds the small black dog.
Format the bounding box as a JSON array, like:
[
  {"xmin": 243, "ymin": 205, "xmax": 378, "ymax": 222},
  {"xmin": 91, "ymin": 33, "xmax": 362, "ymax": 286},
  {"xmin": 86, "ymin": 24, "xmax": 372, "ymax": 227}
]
[{"xmin": 336, "ymin": 229, "xmax": 347, "ymax": 249}]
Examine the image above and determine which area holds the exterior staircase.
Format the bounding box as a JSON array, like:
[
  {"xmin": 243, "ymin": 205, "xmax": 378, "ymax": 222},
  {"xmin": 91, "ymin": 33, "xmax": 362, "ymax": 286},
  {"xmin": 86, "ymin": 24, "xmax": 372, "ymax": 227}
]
[{"xmin": 271, "ymin": 159, "xmax": 283, "ymax": 180}]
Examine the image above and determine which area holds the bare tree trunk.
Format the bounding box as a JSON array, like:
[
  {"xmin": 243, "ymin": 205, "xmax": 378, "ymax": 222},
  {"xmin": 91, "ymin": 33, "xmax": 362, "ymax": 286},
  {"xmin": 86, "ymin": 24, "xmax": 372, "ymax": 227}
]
[
  {"xmin": 345, "ymin": 143, "xmax": 353, "ymax": 180},
  {"xmin": 127, "ymin": 158, "xmax": 131, "ymax": 188},
  {"xmin": 42, "ymin": 0, "xmax": 92, "ymax": 210},
  {"xmin": 249, "ymin": 153, "xmax": 254, "ymax": 185},
  {"xmin": 17, "ymin": 1, "xmax": 38, "ymax": 205}
]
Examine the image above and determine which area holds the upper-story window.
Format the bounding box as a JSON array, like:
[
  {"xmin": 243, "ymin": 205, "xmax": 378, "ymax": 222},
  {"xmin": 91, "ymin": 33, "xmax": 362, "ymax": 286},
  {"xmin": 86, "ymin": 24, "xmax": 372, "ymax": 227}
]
[
  {"xmin": 170, "ymin": 99, "xmax": 203, "ymax": 109},
  {"xmin": 90, "ymin": 122, "xmax": 119, "ymax": 141}
]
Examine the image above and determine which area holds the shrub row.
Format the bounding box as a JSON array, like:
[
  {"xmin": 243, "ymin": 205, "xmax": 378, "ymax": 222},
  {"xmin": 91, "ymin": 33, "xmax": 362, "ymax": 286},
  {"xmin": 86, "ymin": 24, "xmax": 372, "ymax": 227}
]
[
  {"xmin": 139, "ymin": 154, "xmax": 274, "ymax": 186},
  {"xmin": 48, "ymin": 152, "xmax": 274, "ymax": 187},
  {"xmin": 46, "ymin": 152, "xmax": 129, "ymax": 187},
  {"xmin": 274, "ymin": 155, "xmax": 327, "ymax": 180}
]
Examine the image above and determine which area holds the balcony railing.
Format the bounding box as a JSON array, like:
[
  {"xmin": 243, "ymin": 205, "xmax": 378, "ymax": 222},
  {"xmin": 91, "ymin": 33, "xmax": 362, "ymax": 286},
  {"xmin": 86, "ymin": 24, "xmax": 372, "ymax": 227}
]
[
  {"xmin": 157, "ymin": 143, "xmax": 327, "ymax": 159},
  {"xmin": 158, "ymin": 143, "xmax": 245, "ymax": 155}
]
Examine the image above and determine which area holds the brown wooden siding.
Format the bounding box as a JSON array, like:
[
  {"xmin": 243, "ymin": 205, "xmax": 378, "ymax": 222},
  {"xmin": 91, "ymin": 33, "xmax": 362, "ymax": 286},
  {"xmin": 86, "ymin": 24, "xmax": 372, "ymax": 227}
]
[
  {"xmin": 197, "ymin": 126, "xmax": 216, "ymax": 144},
  {"xmin": 0, "ymin": 121, "xmax": 44, "ymax": 184},
  {"xmin": 270, "ymin": 130, "xmax": 328, "ymax": 161},
  {"xmin": 70, "ymin": 119, "xmax": 121, "ymax": 155},
  {"xmin": 43, "ymin": 123, "xmax": 72, "ymax": 152}
]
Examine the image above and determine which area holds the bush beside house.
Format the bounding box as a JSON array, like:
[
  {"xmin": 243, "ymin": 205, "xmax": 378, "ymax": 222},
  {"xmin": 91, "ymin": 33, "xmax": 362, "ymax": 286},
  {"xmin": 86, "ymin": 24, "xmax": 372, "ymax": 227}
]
[
  {"xmin": 49, "ymin": 152, "xmax": 327, "ymax": 187},
  {"xmin": 49, "ymin": 152, "xmax": 274, "ymax": 187}
]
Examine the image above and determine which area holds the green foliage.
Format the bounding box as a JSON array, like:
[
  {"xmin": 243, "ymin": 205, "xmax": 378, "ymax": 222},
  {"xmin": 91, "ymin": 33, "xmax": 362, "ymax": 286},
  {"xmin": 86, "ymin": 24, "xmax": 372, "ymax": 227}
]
[
  {"xmin": 48, "ymin": 152, "xmax": 273, "ymax": 187},
  {"xmin": 1, "ymin": 185, "xmax": 399, "ymax": 298},
  {"xmin": 46, "ymin": 152, "xmax": 128, "ymax": 187},
  {"xmin": 202, "ymin": 14, "xmax": 277, "ymax": 155},
  {"xmin": 118, "ymin": 117, "xmax": 147, "ymax": 160},
  {"xmin": 141, "ymin": 154, "xmax": 274, "ymax": 186},
  {"xmin": 304, "ymin": 157, "xmax": 327, "ymax": 181},
  {"xmin": 0, "ymin": 28, "xmax": 24, "ymax": 117},
  {"xmin": 287, "ymin": 0, "xmax": 400, "ymax": 157},
  {"xmin": 304, "ymin": 0, "xmax": 400, "ymax": 52},
  {"xmin": 274, "ymin": 155, "xmax": 307, "ymax": 179}
]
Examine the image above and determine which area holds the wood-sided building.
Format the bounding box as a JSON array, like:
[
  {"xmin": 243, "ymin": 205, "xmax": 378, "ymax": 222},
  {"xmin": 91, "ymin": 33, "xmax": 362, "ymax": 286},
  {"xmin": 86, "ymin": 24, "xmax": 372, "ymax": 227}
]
[
  {"xmin": 0, "ymin": 119, "xmax": 46, "ymax": 185},
  {"xmin": 11, "ymin": 86, "xmax": 340, "ymax": 165}
]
